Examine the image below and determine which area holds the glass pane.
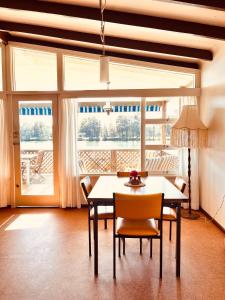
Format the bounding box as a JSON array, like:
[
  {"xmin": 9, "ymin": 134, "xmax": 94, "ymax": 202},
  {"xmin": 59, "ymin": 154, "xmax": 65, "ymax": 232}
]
[
  {"xmin": 145, "ymin": 100, "xmax": 163, "ymax": 119},
  {"xmin": 77, "ymin": 98, "xmax": 141, "ymax": 174},
  {"xmin": 19, "ymin": 101, "xmax": 54, "ymax": 195},
  {"xmin": 145, "ymin": 124, "xmax": 162, "ymax": 145},
  {"xmin": 166, "ymin": 97, "xmax": 180, "ymax": 119},
  {"xmin": 145, "ymin": 124, "xmax": 172, "ymax": 145},
  {"xmin": 63, "ymin": 55, "xmax": 195, "ymax": 90},
  {"xmin": 12, "ymin": 48, "xmax": 57, "ymax": 91},
  {"xmin": 64, "ymin": 56, "xmax": 102, "ymax": 90},
  {"xmin": 145, "ymin": 150, "xmax": 179, "ymax": 174},
  {"xmin": 109, "ymin": 63, "xmax": 195, "ymax": 89}
]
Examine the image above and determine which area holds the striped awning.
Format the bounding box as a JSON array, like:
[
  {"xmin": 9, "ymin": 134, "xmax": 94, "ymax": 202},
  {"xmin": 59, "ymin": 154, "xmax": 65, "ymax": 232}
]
[
  {"xmin": 19, "ymin": 106, "xmax": 52, "ymax": 116},
  {"xmin": 79, "ymin": 105, "xmax": 160, "ymax": 113},
  {"xmin": 19, "ymin": 104, "xmax": 160, "ymax": 115}
]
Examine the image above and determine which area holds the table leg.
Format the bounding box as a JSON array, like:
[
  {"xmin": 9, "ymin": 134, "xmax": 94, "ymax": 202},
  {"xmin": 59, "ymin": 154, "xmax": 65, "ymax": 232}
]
[
  {"xmin": 176, "ymin": 204, "xmax": 181, "ymax": 277},
  {"xmin": 94, "ymin": 203, "xmax": 98, "ymax": 276}
]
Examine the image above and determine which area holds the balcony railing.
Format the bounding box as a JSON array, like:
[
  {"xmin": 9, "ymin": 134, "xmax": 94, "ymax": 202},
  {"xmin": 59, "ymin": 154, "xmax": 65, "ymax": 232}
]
[{"xmin": 21, "ymin": 149, "xmax": 178, "ymax": 175}]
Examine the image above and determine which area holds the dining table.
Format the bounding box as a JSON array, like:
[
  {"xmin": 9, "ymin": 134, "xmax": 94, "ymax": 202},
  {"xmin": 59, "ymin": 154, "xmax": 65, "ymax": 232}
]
[{"xmin": 88, "ymin": 175, "xmax": 188, "ymax": 277}]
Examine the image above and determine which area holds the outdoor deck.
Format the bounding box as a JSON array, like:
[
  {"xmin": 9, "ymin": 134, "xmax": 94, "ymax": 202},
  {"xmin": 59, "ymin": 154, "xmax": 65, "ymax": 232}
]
[{"xmin": 20, "ymin": 149, "xmax": 178, "ymax": 195}]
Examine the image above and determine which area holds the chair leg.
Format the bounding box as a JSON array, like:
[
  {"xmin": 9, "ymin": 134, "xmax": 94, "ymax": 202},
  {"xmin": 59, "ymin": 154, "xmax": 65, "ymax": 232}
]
[
  {"xmin": 113, "ymin": 237, "xmax": 116, "ymax": 278},
  {"xmin": 118, "ymin": 237, "xmax": 121, "ymax": 257},
  {"xmin": 160, "ymin": 236, "xmax": 163, "ymax": 278},
  {"xmin": 169, "ymin": 221, "xmax": 172, "ymax": 241},
  {"xmin": 160, "ymin": 220, "xmax": 163, "ymax": 279},
  {"xmin": 140, "ymin": 238, "xmax": 142, "ymax": 255},
  {"xmin": 150, "ymin": 239, "xmax": 153, "ymax": 258},
  {"xmin": 104, "ymin": 219, "xmax": 107, "ymax": 230},
  {"xmin": 88, "ymin": 213, "xmax": 91, "ymax": 257},
  {"xmin": 123, "ymin": 238, "xmax": 126, "ymax": 255}
]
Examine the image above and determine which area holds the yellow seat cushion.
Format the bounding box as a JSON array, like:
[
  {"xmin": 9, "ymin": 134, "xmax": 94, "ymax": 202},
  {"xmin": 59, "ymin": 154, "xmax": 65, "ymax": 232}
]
[
  {"xmin": 116, "ymin": 217, "xmax": 159, "ymax": 236},
  {"xmin": 90, "ymin": 206, "xmax": 114, "ymax": 219},
  {"xmin": 163, "ymin": 207, "xmax": 177, "ymax": 221}
]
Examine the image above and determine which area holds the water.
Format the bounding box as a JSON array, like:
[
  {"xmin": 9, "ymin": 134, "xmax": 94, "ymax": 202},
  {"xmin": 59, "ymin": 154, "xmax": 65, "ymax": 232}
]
[{"xmin": 20, "ymin": 140, "xmax": 141, "ymax": 150}]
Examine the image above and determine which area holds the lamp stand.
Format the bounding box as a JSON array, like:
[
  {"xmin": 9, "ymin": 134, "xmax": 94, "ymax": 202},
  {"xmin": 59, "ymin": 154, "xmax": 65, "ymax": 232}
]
[{"xmin": 181, "ymin": 147, "xmax": 200, "ymax": 220}]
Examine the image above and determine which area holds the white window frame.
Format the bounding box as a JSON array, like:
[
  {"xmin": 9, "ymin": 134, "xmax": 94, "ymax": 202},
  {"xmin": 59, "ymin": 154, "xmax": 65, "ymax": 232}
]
[{"xmin": 2, "ymin": 42, "xmax": 200, "ymax": 179}]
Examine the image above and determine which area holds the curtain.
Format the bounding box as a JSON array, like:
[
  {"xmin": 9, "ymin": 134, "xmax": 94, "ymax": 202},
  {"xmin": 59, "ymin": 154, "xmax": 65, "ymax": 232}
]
[
  {"xmin": 0, "ymin": 99, "xmax": 11, "ymax": 207},
  {"xmin": 58, "ymin": 99, "xmax": 81, "ymax": 208},
  {"xmin": 178, "ymin": 96, "xmax": 199, "ymax": 210}
]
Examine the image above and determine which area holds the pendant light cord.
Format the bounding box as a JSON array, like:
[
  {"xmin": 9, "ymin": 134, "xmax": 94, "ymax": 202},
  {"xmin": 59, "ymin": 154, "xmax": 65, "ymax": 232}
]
[{"xmin": 100, "ymin": 0, "xmax": 107, "ymax": 56}]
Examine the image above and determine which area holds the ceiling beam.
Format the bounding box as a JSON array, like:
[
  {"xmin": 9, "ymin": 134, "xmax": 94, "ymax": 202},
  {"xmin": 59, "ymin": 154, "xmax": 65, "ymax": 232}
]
[
  {"xmin": 0, "ymin": 0, "xmax": 225, "ymax": 40},
  {"xmin": 8, "ymin": 35, "xmax": 199, "ymax": 69},
  {"xmin": 0, "ymin": 21, "xmax": 212, "ymax": 60},
  {"xmin": 0, "ymin": 31, "xmax": 9, "ymax": 44},
  {"xmin": 159, "ymin": 1, "xmax": 225, "ymax": 11}
]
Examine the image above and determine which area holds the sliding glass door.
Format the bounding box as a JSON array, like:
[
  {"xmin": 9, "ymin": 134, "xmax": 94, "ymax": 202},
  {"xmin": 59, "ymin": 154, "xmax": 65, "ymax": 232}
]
[{"xmin": 13, "ymin": 95, "xmax": 59, "ymax": 206}]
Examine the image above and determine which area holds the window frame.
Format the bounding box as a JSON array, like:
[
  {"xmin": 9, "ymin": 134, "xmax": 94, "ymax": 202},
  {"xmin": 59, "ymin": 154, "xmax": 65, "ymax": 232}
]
[{"xmin": 4, "ymin": 42, "xmax": 200, "ymax": 178}]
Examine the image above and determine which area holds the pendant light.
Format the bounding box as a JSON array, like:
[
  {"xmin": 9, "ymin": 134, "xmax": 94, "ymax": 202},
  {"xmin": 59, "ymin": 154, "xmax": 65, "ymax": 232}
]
[{"xmin": 99, "ymin": 0, "xmax": 112, "ymax": 115}]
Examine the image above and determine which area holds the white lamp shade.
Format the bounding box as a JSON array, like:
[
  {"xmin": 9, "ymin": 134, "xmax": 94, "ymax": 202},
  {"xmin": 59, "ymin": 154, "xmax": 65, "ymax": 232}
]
[
  {"xmin": 100, "ymin": 55, "xmax": 109, "ymax": 83},
  {"xmin": 171, "ymin": 105, "xmax": 208, "ymax": 148}
]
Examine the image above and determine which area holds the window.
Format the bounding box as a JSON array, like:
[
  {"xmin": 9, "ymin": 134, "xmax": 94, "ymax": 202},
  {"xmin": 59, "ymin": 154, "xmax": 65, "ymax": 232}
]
[
  {"xmin": 77, "ymin": 97, "xmax": 181, "ymax": 175},
  {"xmin": 12, "ymin": 47, "xmax": 57, "ymax": 91},
  {"xmin": 63, "ymin": 54, "xmax": 195, "ymax": 90},
  {"xmin": 144, "ymin": 97, "xmax": 180, "ymax": 175},
  {"xmin": 77, "ymin": 98, "xmax": 141, "ymax": 174}
]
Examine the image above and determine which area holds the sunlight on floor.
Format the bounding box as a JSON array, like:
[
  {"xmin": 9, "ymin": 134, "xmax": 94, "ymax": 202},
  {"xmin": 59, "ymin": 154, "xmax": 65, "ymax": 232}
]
[{"xmin": 5, "ymin": 214, "xmax": 51, "ymax": 231}]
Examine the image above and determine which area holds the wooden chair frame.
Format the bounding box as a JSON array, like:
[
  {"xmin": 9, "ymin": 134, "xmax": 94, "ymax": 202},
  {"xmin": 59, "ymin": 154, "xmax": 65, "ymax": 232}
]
[
  {"xmin": 113, "ymin": 193, "xmax": 164, "ymax": 279},
  {"xmin": 81, "ymin": 176, "xmax": 114, "ymax": 256},
  {"xmin": 165, "ymin": 177, "xmax": 186, "ymax": 241}
]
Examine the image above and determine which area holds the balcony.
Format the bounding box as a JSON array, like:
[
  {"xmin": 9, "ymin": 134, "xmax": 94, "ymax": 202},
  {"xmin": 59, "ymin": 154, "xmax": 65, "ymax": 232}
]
[{"xmin": 21, "ymin": 149, "xmax": 178, "ymax": 184}]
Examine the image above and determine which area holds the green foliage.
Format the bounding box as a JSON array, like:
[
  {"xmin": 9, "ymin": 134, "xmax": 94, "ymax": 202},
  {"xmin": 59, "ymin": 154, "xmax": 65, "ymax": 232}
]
[
  {"xmin": 79, "ymin": 117, "xmax": 101, "ymax": 141},
  {"xmin": 20, "ymin": 121, "xmax": 51, "ymax": 141},
  {"xmin": 78, "ymin": 114, "xmax": 140, "ymax": 141}
]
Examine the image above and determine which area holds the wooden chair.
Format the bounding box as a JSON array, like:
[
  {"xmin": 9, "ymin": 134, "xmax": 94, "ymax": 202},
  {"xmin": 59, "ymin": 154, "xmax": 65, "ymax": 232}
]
[
  {"xmin": 117, "ymin": 171, "xmax": 148, "ymax": 177},
  {"xmin": 113, "ymin": 192, "xmax": 164, "ymax": 278},
  {"xmin": 117, "ymin": 170, "xmax": 148, "ymax": 254},
  {"xmin": 80, "ymin": 176, "xmax": 114, "ymax": 256},
  {"xmin": 163, "ymin": 177, "xmax": 186, "ymax": 240},
  {"xmin": 30, "ymin": 150, "xmax": 45, "ymax": 183}
]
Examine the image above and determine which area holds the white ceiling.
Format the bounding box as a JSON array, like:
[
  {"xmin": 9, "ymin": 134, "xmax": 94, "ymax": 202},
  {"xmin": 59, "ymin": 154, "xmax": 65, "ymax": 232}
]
[{"xmin": 1, "ymin": 0, "xmax": 225, "ymax": 66}]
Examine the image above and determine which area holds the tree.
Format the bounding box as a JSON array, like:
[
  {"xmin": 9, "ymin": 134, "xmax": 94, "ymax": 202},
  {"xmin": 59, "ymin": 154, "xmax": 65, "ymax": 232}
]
[
  {"xmin": 79, "ymin": 117, "xmax": 101, "ymax": 141},
  {"xmin": 116, "ymin": 115, "xmax": 129, "ymax": 140},
  {"xmin": 129, "ymin": 115, "xmax": 140, "ymax": 140}
]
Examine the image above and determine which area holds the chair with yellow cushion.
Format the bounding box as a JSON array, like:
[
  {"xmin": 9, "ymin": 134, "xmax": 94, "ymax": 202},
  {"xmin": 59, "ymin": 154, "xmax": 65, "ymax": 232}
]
[
  {"xmin": 163, "ymin": 177, "xmax": 186, "ymax": 240},
  {"xmin": 116, "ymin": 171, "xmax": 148, "ymax": 255},
  {"xmin": 113, "ymin": 192, "xmax": 164, "ymax": 278},
  {"xmin": 80, "ymin": 176, "xmax": 114, "ymax": 256}
]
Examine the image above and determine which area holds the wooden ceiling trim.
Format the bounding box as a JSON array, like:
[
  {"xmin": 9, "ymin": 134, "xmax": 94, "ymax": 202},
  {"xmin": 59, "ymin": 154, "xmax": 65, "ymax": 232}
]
[
  {"xmin": 160, "ymin": 1, "xmax": 225, "ymax": 11},
  {"xmin": 8, "ymin": 35, "xmax": 200, "ymax": 69},
  {"xmin": 0, "ymin": 21, "xmax": 212, "ymax": 60},
  {"xmin": 0, "ymin": 0, "xmax": 225, "ymax": 40}
]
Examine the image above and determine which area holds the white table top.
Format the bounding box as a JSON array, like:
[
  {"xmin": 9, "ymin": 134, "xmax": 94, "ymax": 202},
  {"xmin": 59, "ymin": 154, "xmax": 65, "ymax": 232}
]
[{"xmin": 88, "ymin": 176, "xmax": 188, "ymax": 204}]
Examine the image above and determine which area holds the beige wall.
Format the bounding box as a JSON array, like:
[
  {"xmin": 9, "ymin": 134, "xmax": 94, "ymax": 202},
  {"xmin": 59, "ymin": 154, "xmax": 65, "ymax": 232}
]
[{"xmin": 200, "ymin": 45, "xmax": 225, "ymax": 229}]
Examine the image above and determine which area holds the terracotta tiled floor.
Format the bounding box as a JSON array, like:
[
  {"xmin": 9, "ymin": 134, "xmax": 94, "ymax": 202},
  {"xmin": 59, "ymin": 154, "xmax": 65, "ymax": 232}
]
[{"xmin": 0, "ymin": 208, "xmax": 224, "ymax": 300}]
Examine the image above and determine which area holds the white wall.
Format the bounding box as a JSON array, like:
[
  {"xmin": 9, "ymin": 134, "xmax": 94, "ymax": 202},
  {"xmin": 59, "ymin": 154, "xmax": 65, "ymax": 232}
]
[{"xmin": 200, "ymin": 45, "xmax": 225, "ymax": 229}]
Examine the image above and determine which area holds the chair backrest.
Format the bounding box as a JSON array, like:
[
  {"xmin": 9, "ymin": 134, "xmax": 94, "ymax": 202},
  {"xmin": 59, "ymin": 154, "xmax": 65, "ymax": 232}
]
[
  {"xmin": 34, "ymin": 150, "xmax": 45, "ymax": 173},
  {"xmin": 174, "ymin": 177, "xmax": 186, "ymax": 193},
  {"xmin": 114, "ymin": 193, "xmax": 163, "ymax": 220},
  {"xmin": 80, "ymin": 176, "xmax": 93, "ymax": 200},
  {"xmin": 117, "ymin": 171, "xmax": 148, "ymax": 177}
]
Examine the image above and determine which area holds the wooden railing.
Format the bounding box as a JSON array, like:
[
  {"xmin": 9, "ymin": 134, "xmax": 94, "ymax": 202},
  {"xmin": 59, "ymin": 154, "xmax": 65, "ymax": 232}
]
[
  {"xmin": 21, "ymin": 150, "xmax": 53, "ymax": 174},
  {"xmin": 21, "ymin": 149, "xmax": 178, "ymax": 175},
  {"xmin": 79, "ymin": 149, "xmax": 141, "ymax": 174}
]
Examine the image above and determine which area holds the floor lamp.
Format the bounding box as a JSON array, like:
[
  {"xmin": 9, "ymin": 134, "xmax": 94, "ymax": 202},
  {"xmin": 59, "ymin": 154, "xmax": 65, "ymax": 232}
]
[{"xmin": 171, "ymin": 105, "xmax": 208, "ymax": 219}]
